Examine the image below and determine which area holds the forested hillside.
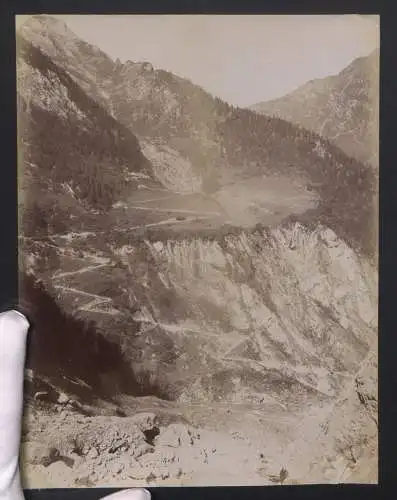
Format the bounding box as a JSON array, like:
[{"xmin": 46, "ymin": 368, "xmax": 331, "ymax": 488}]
[{"xmin": 17, "ymin": 33, "xmax": 152, "ymax": 237}]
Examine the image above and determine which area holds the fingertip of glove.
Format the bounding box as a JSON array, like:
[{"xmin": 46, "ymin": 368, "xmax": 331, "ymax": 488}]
[
  {"xmin": 0, "ymin": 309, "xmax": 30, "ymax": 334},
  {"xmin": 102, "ymin": 489, "xmax": 151, "ymax": 500}
]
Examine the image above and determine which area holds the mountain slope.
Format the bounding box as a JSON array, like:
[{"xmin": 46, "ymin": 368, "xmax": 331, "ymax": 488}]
[
  {"xmin": 19, "ymin": 15, "xmax": 376, "ymax": 257},
  {"xmin": 20, "ymin": 216, "xmax": 378, "ymax": 485},
  {"xmin": 250, "ymin": 50, "xmax": 379, "ymax": 167},
  {"xmin": 17, "ymin": 13, "xmax": 378, "ymax": 407},
  {"xmin": 17, "ymin": 31, "xmax": 153, "ymax": 238},
  {"xmin": 18, "ymin": 12, "xmax": 376, "ymax": 406}
]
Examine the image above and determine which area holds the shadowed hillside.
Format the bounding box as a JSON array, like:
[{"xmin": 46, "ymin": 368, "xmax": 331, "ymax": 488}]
[{"xmin": 21, "ymin": 273, "xmax": 170, "ymax": 403}]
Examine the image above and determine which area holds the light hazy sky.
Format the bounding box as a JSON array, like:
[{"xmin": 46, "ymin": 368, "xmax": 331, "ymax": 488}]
[{"xmin": 19, "ymin": 14, "xmax": 379, "ymax": 107}]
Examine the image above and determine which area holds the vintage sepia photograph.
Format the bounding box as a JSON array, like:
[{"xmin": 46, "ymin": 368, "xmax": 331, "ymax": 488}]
[{"xmin": 16, "ymin": 14, "xmax": 379, "ymax": 487}]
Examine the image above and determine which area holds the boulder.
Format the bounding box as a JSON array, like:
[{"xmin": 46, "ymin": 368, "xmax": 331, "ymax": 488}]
[
  {"xmin": 20, "ymin": 441, "xmax": 53, "ymax": 466},
  {"xmin": 155, "ymin": 423, "xmax": 197, "ymax": 448},
  {"xmin": 133, "ymin": 442, "xmax": 154, "ymax": 458},
  {"xmin": 75, "ymin": 422, "xmax": 147, "ymax": 457},
  {"xmin": 128, "ymin": 412, "xmax": 158, "ymax": 433},
  {"xmin": 57, "ymin": 392, "xmax": 69, "ymax": 405},
  {"xmin": 320, "ymin": 228, "xmax": 339, "ymax": 248}
]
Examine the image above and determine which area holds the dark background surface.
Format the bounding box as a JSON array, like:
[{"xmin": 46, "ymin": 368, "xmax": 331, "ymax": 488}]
[{"xmin": 1, "ymin": 0, "xmax": 394, "ymax": 499}]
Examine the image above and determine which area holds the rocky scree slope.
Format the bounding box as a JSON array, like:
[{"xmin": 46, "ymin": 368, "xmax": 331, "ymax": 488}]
[
  {"xmin": 21, "ymin": 221, "xmax": 377, "ymax": 413},
  {"xmin": 20, "ymin": 223, "xmax": 378, "ymax": 485},
  {"xmin": 250, "ymin": 50, "xmax": 379, "ymax": 168},
  {"xmin": 100, "ymin": 223, "xmax": 378, "ymax": 406}
]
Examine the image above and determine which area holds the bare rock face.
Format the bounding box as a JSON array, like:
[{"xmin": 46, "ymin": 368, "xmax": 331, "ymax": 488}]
[{"xmin": 136, "ymin": 223, "xmax": 377, "ymax": 407}]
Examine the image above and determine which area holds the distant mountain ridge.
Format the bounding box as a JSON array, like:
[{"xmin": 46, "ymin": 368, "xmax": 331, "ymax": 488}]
[
  {"xmin": 250, "ymin": 50, "xmax": 379, "ymax": 167},
  {"xmin": 18, "ymin": 15, "xmax": 376, "ymax": 256}
]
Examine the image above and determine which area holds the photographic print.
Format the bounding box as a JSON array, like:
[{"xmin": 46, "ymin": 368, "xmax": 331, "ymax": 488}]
[{"xmin": 16, "ymin": 14, "xmax": 379, "ymax": 487}]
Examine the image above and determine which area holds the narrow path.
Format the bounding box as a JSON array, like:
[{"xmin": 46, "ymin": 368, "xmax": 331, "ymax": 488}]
[
  {"xmin": 113, "ymin": 215, "xmax": 213, "ymax": 232},
  {"xmin": 79, "ymin": 297, "xmax": 121, "ymax": 315},
  {"xmin": 52, "ymin": 261, "xmax": 110, "ymax": 279},
  {"xmin": 127, "ymin": 206, "xmax": 221, "ymax": 216},
  {"xmin": 53, "ymin": 285, "xmax": 121, "ymax": 315},
  {"xmin": 138, "ymin": 186, "xmax": 171, "ymax": 192},
  {"xmin": 221, "ymin": 337, "xmax": 247, "ymax": 357},
  {"xmin": 130, "ymin": 195, "xmax": 183, "ymax": 204},
  {"xmin": 136, "ymin": 319, "xmax": 225, "ymax": 340},
  {"xmin": 53, "ymin": 285, "xmax": 112, "ymax": 300}
]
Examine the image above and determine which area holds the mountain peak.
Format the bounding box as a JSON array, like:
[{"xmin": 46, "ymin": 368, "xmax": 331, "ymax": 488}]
[
  {"xmin": 18, "ymin": 15, "xmax": 81, "ymax": 58},
  {"xmin": 19, "ymin": 14, "xmax": 75, "ymax": 36},
  {"xmin": 249, "ymin": 50, "xmax": 379, "ymax": 166}
]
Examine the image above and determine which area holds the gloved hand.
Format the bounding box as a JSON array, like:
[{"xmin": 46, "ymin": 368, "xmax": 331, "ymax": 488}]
[{"xmin": 0, "ymin": 310, "xmax": 151, "ymax": 500}]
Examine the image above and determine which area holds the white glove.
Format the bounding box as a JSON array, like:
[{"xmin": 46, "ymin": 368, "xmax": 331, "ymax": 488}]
[{"xmin": 0, "ymin": 310, "xmax": 151, "ymax": 500}]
